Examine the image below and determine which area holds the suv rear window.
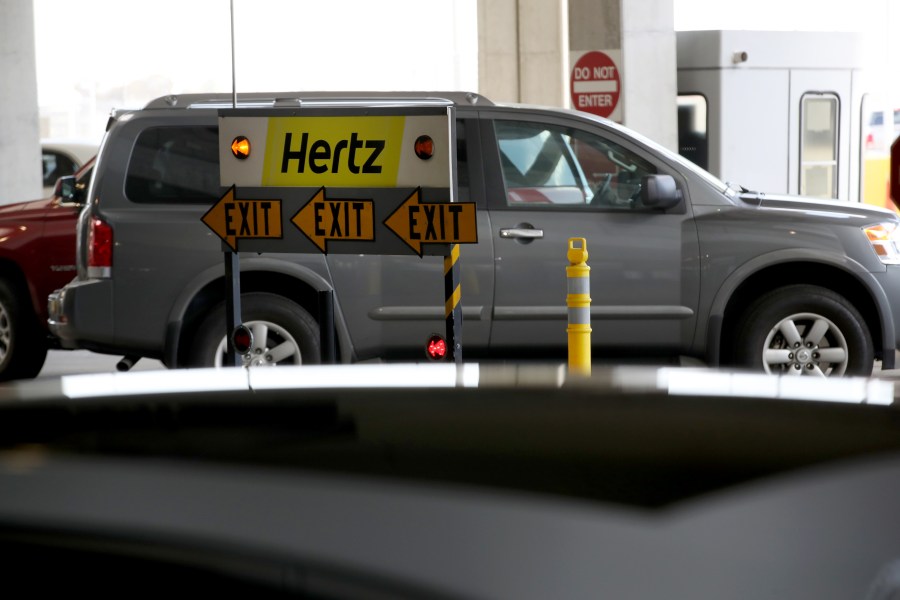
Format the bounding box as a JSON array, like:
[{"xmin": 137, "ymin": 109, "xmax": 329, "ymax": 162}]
[{"xmin": 125, "ymin": 126, "xmax": 219, "ymax": 204}]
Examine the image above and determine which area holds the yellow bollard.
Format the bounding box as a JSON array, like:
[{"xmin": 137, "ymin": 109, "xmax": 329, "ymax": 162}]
[{"xmin": 566, "ymin": 237, "xmax": 591, "ymax": 375}]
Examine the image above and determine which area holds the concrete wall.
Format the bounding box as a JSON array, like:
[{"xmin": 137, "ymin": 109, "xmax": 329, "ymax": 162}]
[{"xmin": 0, "ymin": 0, "xmax": 41, "ymax": 202}]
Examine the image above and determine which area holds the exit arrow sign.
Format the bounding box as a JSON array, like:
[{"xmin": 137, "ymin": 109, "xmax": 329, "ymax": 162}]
[
  {"xmin": 383, "ymin": 188, "xmax": 478, "ymax": 257},
  {"xmin": 291, "ymin": 187, "xmax": 375, "ymax": 253},
  {"xmin": 202, "ymin": 186, "xmax": 283, "ymax": 251}
]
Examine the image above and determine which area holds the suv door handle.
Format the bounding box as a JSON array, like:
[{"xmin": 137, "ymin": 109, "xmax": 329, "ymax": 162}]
[{"xmin": 499, "ymin": 227, "xmax": 544, "ymax": 240}]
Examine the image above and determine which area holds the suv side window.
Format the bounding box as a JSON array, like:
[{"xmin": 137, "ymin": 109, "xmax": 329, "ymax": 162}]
[
  {"xmin": 494, "ymin": 120, "xmax": 657, "ymax": 210},
  {"xmin": 456, "ymin": 119, "xmax": 469, "ymax": 199},
  {"xmin": 125, "ymin": 126, "xmax": 219, "ymax": 203}
]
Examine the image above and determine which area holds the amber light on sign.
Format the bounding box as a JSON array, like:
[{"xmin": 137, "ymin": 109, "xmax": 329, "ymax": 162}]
[{"xmin": 231, "ymin": 136, "xmax": 251, "ymax": 159}]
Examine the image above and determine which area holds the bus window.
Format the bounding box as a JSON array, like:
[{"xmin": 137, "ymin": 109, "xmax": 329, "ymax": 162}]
[
  {"xmin": 677, "ymin": 94, "xmax": 708, "ymax": 171},
  {"xmin": 800, "ymin": 93, "xmax": 839, "ymax": 199}
]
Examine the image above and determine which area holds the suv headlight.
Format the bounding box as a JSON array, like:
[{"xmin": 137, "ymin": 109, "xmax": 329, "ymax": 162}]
[{"xmin": 864, "ymin": 222, "xmax": 900, "ymax": 264}]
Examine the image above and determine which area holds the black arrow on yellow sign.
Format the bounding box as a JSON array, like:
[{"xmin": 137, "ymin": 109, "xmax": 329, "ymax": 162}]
[
  {"xmin": 291, "ymin": 187, "xmax": 375, "ymax": 254},
  {"xmin": 202, "ymin": 185, "xmax": 283, "ymax": 251},
  {"xmin": 384, "ymin": 188, "xmax": 478, "ymax": 257}
]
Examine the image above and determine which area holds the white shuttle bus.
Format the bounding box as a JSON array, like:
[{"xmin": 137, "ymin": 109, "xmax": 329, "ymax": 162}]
[{"xmin": 676, "ymin": 30, "xmax": 894, "ymax": 212}]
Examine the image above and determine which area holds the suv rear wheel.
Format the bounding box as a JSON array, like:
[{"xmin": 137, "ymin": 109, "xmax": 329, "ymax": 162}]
[
  {"xmin": 0, "ymin": 279, "xmax": 48, "ymax": 381},
  {"xmin": 189, "ymin": 293, "xmax": 321, "ymax": 368},
  {"xmin": 734, "ymin": 284, "xmax": 873, "ymax": 376}
]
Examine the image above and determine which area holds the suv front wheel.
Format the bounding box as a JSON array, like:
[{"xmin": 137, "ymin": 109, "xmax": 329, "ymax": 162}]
[
  {"xmin": 189, "ymin": 293, "xmax": 321, "ymax": 368},
  {"xmin": 734, "ymin": 284, "xmax": 873, "ymax": 377}
]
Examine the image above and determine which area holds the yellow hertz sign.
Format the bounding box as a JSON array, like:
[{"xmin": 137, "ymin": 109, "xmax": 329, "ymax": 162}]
[
  {"xmin": 264, "ymin": 116, "xmax": 403, "ymax": 187},
  {"xmin": 220, "ymin": 114, "xmax": 450, "ymax": 189},
  {"xmin": 213, "ymin": 112, "xmax": 471, "ymax": 255}
]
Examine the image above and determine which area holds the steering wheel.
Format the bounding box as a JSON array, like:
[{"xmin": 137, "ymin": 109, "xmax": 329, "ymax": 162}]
[{"xmin": 592, "ymin": 173, "xmax": 613, "ymax": 204}]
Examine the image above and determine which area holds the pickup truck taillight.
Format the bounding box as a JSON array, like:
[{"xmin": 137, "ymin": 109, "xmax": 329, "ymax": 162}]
[{"xmin": 87, "ymin": 216, "xmax": 113, "ymax": 278}]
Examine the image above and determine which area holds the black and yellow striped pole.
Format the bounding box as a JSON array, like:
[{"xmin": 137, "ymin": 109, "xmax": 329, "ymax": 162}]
[
  {"xmin": 444, "ymin": 243, "xmax": 463, "ymax": 364},
  {"xmin": 566, "ymin": 238, "xmax": 591, "ymax": 375}
]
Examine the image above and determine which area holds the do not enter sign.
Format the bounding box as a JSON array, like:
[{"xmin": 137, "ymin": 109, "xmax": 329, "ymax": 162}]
[{"xmin": 570, "ymin": 50, "xmax": 621, "ymax": 120}]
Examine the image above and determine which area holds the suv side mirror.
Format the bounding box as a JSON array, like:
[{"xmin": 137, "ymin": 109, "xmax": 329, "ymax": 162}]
[
  {"xmin": 55, "ymin": 175, "xmax": 82, "ymax": 205},
  {"xmin": 641, "ymin": 174, "xmax": 681, "ymax": 209}
]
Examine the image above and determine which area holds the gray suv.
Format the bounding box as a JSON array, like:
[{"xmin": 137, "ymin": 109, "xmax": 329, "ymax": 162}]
[{"xmin": 49, "ymin": 92, "xmax": 900, "ymax": 376}]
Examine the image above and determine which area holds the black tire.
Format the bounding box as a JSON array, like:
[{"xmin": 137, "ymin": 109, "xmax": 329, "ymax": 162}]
[
  {"xmin": 189, "ymin": 293, "xmax": 321, "ymax": 368},
  {"xmin": 0, "ymin": 279, "xmax": 48, "ymax": 381},
  {"xmin": 734, "ymin": 284, "xmax": 873, "ymax": 376}
]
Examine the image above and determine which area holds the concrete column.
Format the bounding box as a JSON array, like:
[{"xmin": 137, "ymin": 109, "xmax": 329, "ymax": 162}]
[
  {"xmin": 517, "ymin": 0, "xmax": 568, "ymax": 107},
  {"xmin": 568, "ymin": 0, "xmax": 677, "ymax": 150},
  {"xmin": 568, "ymin": 0, "xmax": 621, "ymax": 50},
  {"xmin": 478, "ymin": 0, "xmax": 567, "ymax": 106},
  {"xmin": 479, "ymin": 0, "xmax": 677, "ymax": 151},
  {"xmin": 478, "ymin": 0, "xmax": 520, "ymax": 102},
  {"xmin": 620, "ymin": 0, "xmax": 678, "ymax": 151},
  {"xmin": 0, "ymin": 0, "xmax": 41, "ymax": 202}
]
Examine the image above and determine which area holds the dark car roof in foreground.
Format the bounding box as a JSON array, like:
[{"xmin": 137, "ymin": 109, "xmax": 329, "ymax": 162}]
[
  {"xmin": 0, "ymin": 363, "xmax": 896, "ymax": 509},
  {"xmin": 2, "ymin": 364, "xmax": 900, "ymax": 599}
]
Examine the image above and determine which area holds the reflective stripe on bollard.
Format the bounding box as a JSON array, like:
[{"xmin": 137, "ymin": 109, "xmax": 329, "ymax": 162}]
[{"xmin": 566, "ymin": 238, "xmax": 591, "ymax": 375}]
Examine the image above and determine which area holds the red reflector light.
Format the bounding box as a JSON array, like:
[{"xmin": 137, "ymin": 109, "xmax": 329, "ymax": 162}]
[
  {"xmin": 425, "ymin": 334, "xmax": 447, "ymax": 361},
  {"xmin": 88, "ymin": 217, "xmax": 113, "ymax": 268},
  {"xmin": 414, "ymin": 135, "xmax": 434, "ymax": 160},
  {"xmin": 231, "ymin": 325, "xmax": 254, "ymax": 354}
]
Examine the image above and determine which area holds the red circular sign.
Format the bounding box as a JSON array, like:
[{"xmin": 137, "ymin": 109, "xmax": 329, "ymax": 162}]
[{"xmin": 570, "ymin": 51, "xmax": 620, "ymax": 119}]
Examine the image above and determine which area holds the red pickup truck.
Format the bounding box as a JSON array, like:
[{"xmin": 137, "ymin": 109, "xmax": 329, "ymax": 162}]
[{"xmin": 0, "ymin": 158, "xmax": 93, "ymax": 380}]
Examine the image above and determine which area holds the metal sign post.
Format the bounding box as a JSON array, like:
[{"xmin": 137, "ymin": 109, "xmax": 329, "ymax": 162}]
[
  {"xmin": 224, "ymin": 0, "xmax": 241, "ymax": 367},
  {"xmin": 223, "ymin": 251, "xmax": 242, "ymax": 367},
  {"xmin": 444, "ymin": 243, "xmax": 463, "ymax": 364}
]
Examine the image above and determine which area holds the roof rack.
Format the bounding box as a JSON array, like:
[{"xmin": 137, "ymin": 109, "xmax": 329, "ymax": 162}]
[{"xmin": 143, "ymin": 91, "xmax": 493, "ymax": 110}]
